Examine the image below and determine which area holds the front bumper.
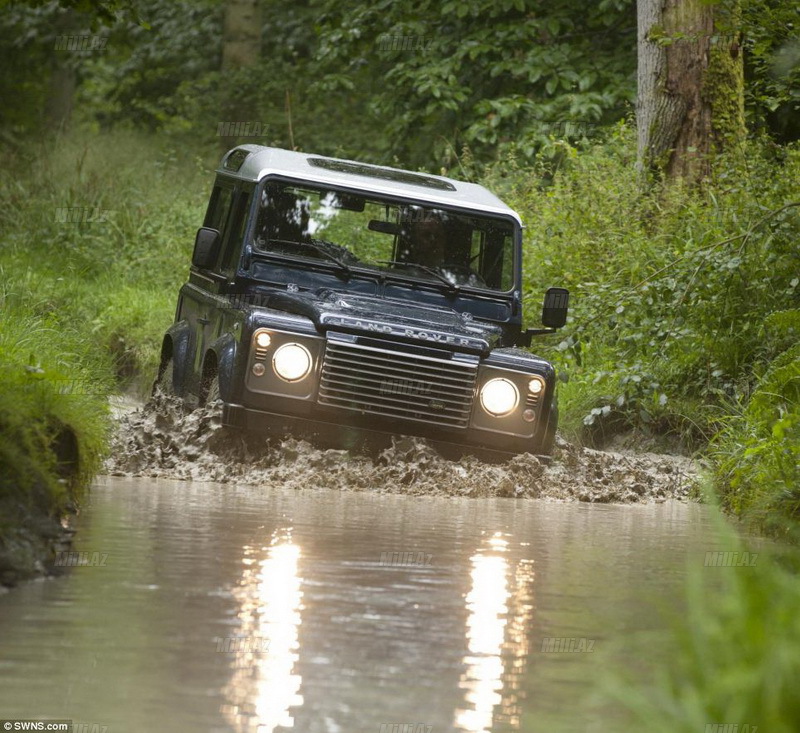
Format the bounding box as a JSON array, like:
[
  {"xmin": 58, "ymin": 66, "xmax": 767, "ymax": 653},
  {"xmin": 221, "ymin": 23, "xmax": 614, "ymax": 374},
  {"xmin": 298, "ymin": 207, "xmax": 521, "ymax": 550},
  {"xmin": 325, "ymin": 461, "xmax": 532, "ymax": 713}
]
[{"xmin": 221, "ymin": 399, "xmax": 554, "ymax": 457}]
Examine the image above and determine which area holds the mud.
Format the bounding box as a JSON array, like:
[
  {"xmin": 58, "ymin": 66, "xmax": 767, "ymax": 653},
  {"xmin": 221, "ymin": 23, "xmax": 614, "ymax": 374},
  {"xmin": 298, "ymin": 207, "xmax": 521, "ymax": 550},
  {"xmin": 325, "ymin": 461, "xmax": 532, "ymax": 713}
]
[{"xmin": 104, "ymin": 393, "xmax": 700, "ymax": 502}]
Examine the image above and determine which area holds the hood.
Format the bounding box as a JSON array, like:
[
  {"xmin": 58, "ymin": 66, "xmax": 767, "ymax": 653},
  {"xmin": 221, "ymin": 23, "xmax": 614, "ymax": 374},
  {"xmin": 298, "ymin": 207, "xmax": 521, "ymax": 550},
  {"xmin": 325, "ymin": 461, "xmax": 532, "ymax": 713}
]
[{"xmin": 261, "ymin": 289, "xmax": 502, "ymax": 352}]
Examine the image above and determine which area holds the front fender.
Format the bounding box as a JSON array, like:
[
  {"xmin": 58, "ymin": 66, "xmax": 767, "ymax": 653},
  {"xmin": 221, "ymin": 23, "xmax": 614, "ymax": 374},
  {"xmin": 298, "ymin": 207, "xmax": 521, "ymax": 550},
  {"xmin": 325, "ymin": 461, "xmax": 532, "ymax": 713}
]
[
  {"xmin": 207, "ymin": 332, "xmax": 238, "ymax": 403},
  {"xmin": 162, "ymin": 320, "xmax": 193, "ymax": 396}
]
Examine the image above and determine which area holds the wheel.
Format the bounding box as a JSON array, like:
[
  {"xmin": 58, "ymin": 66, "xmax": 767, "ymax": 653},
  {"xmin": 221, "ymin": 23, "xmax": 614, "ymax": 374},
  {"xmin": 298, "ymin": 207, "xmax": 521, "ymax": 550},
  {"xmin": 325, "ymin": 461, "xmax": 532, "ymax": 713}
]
[
  {"xmin": 540, "ymin": 403, "xmax": 558, "ymax": 455},
  {"xmin": 202, "ymin": 371, "xmax": 220, "ymax": 406},
  {"xmin": 155, "ymin": 357, "xmax": 176, "ymax": 395}
]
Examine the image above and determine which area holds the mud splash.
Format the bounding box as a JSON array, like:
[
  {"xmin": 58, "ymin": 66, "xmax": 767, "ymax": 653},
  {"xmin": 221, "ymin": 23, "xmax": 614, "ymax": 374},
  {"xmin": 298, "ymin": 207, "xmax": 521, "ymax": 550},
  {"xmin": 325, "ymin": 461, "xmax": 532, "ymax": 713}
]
[{"xmin": 104, "ymin": 394, "xmax": 699, "ymax": 502}]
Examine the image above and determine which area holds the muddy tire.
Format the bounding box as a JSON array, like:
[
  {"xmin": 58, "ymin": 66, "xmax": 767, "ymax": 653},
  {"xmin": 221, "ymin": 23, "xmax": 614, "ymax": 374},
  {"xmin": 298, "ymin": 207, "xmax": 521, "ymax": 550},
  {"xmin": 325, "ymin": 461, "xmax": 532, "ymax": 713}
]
[
  {"xmin": 539, "ymin": 404, "xmax": 558, "ymax": 455},
  {"xmin": 203, "ymin": 372, "xmax": 221, "ymax": 406},
  {"xmin": 156, "ymin": 357, "xmax": 176, "ymax": 396}
]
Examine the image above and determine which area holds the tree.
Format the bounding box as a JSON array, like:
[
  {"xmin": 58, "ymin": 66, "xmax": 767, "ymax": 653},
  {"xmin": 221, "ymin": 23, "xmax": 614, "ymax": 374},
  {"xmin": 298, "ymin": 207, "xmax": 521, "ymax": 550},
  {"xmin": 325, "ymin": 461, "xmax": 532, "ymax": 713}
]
[
  {"xmin": 636, "ymin": 0, "xmax": 746, "ymax": 181},
  {"xmin": 313, "ymin": 0, "xmax": 637, "ymax": 168},
  {"xmin": 219, "ymin": 0, "xmax": 261, "ymax": 150}
]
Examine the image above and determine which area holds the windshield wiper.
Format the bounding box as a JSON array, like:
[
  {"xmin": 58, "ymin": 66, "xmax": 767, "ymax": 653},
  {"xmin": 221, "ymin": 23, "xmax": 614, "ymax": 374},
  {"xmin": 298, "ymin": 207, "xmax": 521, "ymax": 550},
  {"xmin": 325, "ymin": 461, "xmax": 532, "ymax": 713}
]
[
  {"xmin": 268, "ymin": 238, "xmax": 351, "ymax": 275},
  {"xmin": 376, "ymin": 260, "xmax": 459, "ymax": 293}
]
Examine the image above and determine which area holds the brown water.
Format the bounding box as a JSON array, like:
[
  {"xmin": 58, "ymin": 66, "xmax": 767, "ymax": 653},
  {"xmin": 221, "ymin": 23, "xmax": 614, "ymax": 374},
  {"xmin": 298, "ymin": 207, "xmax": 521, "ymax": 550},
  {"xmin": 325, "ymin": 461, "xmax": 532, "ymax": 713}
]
[{"xmin": 0, "ymin": 477, "xmax": 726, "ymax": 733}]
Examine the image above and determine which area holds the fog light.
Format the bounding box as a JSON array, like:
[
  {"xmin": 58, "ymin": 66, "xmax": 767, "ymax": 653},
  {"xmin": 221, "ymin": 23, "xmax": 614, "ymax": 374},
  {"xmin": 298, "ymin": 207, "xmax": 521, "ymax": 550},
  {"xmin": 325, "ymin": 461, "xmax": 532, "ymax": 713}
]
[
  {"xmin": 255, "ymin": 331, "xmax": 272, "ymax": 349},
  {"xmin": 528, "ymin": 377, "xmax": 545, "ymax": 394},
  {"xmin": 252, "ymin": 362, "xmax": 266, "ymax": 377},
  {"xmin": 273, "ymin": 342, "xmax": 312, "ymax": 382},
  {"xmin": 479, "ymin": 378, "xmax": 519, "ymax": 417},
  {"xmin": 523, "ymin": 409, "xmax": 536, "ymax": 422}
]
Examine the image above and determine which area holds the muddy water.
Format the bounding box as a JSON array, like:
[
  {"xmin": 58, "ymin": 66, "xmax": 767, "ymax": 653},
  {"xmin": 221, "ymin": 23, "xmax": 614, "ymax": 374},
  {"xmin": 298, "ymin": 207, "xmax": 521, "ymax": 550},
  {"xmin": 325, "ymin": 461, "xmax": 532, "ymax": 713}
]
[{"xmin": 0, "ymin": 477, "xmax": 725, "ymax": 733}]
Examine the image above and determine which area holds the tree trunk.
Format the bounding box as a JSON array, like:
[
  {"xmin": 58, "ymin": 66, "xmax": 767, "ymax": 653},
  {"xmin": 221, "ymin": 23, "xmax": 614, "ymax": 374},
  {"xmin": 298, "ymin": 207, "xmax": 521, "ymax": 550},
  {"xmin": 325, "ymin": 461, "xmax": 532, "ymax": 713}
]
[
  {"xmin": 44, "ymin": 10, "xmax": 77, "ymax": 131},
  {"xmin": 220, "ymin": 0, "xmax": 262, "ymax": 152},
  {"xmin": 636, "ymin": 0, "xmax": 745, "ymax": 182},
  {"xmin": 222, "ymin": 0, "xmax": 261, "ymax": 71}
]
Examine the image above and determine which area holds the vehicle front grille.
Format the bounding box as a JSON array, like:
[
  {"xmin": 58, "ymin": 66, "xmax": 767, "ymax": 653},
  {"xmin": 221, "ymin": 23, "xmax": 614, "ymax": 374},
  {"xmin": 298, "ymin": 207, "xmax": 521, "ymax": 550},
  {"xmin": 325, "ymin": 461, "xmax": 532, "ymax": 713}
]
[{"xmin": 318, "ymin": 335, "xmax": 477, "ymax": 428}]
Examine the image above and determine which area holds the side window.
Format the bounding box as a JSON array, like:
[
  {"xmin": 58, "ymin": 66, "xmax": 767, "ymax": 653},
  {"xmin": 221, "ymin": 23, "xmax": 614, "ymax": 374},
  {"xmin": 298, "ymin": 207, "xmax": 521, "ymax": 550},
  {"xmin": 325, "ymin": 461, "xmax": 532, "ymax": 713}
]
[
  {"xmin": 219, "ymin": 190, "xmax": 251, "ymax": 275},
  {"xmin": 204, "ymin": 185, "xmax": 235, "ymax": 235}
]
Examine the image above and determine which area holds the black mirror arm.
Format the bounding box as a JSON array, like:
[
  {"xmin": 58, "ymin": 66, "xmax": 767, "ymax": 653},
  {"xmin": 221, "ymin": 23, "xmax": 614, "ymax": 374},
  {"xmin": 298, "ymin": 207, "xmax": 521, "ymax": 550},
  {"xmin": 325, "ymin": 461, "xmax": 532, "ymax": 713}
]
[{"xmin": 517, "ymin": 327, "xmax": 559, "ymax": 347}]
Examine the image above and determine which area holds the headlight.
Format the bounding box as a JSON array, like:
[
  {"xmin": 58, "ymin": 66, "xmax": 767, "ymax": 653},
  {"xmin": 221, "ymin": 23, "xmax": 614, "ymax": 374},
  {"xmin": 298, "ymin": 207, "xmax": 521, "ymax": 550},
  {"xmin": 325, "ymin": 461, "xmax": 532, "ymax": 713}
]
[
  {"xmin": 272, "ymin": 342, "xmax": 312, "ymax": 382},
  {"xmin": 480, "ymin": 378, "xmax": 519, "ymax": 417},
  {"xmin": 528, "ymin": 376, "xmax": 545, "ymax": 394},
  {"xmin": 255, "ymin": 331, "xmax": 272, "ymax": 349}
]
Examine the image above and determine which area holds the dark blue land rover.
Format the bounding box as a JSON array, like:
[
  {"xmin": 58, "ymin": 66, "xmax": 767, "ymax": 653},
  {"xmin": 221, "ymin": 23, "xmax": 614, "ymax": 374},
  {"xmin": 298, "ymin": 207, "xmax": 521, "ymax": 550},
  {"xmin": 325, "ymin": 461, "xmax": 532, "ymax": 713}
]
[{"xmin": 157, "ymin": 146, "xmax": 569, "ymax": 456}]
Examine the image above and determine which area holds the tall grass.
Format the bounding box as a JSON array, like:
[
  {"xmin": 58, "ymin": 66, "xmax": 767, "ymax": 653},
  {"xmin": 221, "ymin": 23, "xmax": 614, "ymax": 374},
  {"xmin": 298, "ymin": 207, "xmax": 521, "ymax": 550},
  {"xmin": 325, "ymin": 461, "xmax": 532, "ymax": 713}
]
[
  {"xmin": 609, "ymin": 498, "xmax": 800, "ymax": 732},
  {"xmin": 0, "ymin": 299, "xmax": 110, "ymax": 514},
  {"xmin": 0, "ymin": 129, "xmax": 210, "ymax": 388}
]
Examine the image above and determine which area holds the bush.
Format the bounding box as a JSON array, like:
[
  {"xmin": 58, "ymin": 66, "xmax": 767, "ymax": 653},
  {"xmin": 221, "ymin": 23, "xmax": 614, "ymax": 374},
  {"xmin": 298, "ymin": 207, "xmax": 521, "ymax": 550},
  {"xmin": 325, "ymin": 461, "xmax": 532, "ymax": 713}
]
[{"xmin": 481, "ymin": 124, "xmax": 800, "ymax": 459}]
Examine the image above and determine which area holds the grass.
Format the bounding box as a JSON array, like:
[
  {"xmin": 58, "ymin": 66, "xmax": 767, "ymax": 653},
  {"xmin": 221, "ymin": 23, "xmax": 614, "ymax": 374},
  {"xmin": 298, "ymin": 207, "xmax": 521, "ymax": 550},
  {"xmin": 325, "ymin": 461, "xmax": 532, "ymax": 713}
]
[{"xmin": 609, "ymin": 495, "xmax": 800, "ymax": 732}]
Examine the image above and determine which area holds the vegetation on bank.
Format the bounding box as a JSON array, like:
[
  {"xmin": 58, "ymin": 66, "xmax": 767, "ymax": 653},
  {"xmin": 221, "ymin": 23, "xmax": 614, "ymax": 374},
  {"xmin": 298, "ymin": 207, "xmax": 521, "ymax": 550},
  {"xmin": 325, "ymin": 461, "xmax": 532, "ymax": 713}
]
[
  {"xmin": 612, "ymin": 500, "xmax": 800, "ymax": 733},
  {"xmin": 0, "ymin": 131, "xmax": 208, "ymax": 581}
]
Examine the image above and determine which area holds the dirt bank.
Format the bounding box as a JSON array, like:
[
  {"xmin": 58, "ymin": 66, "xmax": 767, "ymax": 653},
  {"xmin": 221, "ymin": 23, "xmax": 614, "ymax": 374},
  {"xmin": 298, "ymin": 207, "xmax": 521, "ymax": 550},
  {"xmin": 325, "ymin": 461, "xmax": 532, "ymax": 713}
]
[{"xmin": 104, "ymin": 394, "xmax": 700, "ymax": 503}]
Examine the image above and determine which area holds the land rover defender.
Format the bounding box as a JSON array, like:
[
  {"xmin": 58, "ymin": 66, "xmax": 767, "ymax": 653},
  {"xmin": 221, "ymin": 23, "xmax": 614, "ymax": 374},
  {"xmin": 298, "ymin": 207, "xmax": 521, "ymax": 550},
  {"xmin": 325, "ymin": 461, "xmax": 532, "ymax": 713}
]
[{"xmin": 157, "ymin": 146, "xmax": 569, "ymax": 456}]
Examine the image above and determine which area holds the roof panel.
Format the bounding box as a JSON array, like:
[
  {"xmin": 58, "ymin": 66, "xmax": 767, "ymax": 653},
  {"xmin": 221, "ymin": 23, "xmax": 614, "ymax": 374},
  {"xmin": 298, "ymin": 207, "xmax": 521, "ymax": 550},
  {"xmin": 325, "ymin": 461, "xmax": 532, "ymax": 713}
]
[{"xmin": 216, "ymin": 145, "xmax": 520, "ymax": 222}]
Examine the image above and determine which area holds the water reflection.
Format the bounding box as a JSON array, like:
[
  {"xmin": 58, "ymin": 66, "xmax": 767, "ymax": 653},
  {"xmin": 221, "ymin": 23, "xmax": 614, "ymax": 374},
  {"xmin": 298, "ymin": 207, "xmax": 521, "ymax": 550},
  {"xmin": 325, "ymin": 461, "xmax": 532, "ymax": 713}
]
[
  {"xmin": 455, "ymin": 533, "xmax": 535, "ymax": 732},
  {"xmin": 222, "ymin": 529, "xmax": 304, "ymax": 732}
]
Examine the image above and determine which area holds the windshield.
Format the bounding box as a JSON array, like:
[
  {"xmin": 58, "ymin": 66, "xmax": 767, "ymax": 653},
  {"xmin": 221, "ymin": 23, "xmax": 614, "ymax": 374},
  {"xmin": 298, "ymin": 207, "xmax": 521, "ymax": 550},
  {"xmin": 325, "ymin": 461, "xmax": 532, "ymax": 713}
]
[{"xmin": 251, "ymin": 181, "xmax": 517, "ymax": 292}]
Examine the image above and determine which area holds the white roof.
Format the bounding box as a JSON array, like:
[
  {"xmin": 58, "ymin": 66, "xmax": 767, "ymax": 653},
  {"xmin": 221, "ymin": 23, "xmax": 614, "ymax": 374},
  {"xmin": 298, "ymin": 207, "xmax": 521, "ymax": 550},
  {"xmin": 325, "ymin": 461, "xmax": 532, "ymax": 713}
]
[{"xmin": 216, "ymin": 145, "xmax": 521, "ymax": 223}]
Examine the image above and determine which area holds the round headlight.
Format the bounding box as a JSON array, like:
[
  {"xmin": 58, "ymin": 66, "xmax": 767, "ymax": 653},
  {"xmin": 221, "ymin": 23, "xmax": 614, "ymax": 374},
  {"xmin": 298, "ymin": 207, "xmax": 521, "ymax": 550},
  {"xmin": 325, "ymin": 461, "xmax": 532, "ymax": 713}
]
[
  {"xmin": 528, "ymin": 376, "xmax": 545, "ymax": 394},
  {"xmin": 480, "ymin": 378, "xmax": 520, "ymax": 417},
  {"xmin": 272, "ymin": 343, "xmax": 312, "ymax": 382},
  {"xmin": 255, "ymin": 331, "xmax": 272, "ymax": 349}
]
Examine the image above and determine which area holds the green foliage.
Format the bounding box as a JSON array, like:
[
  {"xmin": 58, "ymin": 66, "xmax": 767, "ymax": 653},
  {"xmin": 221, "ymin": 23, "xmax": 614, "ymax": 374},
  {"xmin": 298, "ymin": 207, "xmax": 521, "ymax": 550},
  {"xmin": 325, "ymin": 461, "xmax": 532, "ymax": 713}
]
[
  {"xmin": 481, "ymin": 124, "xmax": 799, "ymax": 457},
  {"xmin": 612, "ymin": 510, "xmax": 800, "ymax": 732},
  {"xmin": 0, "ymin": 129, "xmax": 208, "ymax": 386},
  {"xmin": 713, "ymin": 315, "xmax": 800, "ymax": 538},
  {"xmin": 741, "ymin": 0, "xmax": 800, "ymax": 141},
  {"xmin": 313, "ymin": 0, "xmax": 637, "ymax": 167},
  {"xmin": 0, "ymin": 300, "xmax": 110, "ymax": 515}
]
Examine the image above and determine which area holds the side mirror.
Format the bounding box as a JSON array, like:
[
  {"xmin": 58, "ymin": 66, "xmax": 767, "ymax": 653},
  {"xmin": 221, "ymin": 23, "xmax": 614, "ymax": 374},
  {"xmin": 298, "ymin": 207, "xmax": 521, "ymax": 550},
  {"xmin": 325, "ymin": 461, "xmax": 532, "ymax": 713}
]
[
  {"xmin": 542, "ymin": 287, "xmax": 569, "ymax": 329},
  {"xmin": 192, "ymin": 227, "xmax": 221, "ymax": 269}
]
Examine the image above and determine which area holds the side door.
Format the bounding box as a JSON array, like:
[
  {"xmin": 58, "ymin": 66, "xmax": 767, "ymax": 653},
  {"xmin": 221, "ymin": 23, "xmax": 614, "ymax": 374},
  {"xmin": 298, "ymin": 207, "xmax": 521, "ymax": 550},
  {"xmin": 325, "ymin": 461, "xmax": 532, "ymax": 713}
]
[{"xmin": 182, "ymin": 179, "xmax": 237, "ymax": 395}]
